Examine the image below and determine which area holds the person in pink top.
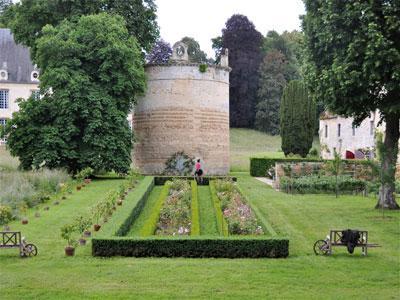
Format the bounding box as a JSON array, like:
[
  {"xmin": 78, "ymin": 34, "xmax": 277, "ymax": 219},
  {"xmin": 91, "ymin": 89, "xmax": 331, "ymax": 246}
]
[{"xmin": 194, "ymin": 159, "xmax": 203, "ymax": 184}]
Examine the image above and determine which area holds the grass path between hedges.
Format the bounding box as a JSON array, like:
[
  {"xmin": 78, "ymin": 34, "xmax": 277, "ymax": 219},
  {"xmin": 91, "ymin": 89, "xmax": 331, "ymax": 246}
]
[
  {"xmin": 1, "ymin": 174, "xmax": 399, "ymax": 299},
  {"xmin": 127, "ymin": 186, "xmax": 163, "ymax": 236},
  {"xmin": 198, "ymin": 186, "xmax": 219, "ymax": 236}
]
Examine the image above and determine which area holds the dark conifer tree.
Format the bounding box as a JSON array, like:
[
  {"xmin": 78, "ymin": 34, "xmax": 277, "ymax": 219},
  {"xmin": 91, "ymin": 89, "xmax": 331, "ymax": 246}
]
[{"xmin": 280, "ymin": 80, "xmax": 316, "ymax": 157}]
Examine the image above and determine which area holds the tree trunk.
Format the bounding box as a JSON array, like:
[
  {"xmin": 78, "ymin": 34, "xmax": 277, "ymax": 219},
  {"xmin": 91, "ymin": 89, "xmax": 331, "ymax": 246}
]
[{"xmin": 375, "ymin": 112, "xmax": 400, "ymax": 209}]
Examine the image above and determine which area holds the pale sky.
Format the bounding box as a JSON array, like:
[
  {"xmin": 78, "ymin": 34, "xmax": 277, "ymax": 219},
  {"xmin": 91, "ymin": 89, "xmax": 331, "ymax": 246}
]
[{"xmin": 156, "ymin": 0, "xmax": 305, "ymax": 57}]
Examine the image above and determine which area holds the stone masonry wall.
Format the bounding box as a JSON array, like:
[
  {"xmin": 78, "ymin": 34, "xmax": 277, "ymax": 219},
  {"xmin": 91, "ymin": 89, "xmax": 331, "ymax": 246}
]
[{"xmin": 133, "ymin": 64, "xmax": 230, "ymax": 175}]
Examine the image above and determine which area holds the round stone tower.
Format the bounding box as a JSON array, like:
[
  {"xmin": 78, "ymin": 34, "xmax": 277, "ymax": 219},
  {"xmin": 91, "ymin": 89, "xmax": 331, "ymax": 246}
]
[{"xmin": 133, "ymin": 42, "xmax": 230, "ymax": 175}]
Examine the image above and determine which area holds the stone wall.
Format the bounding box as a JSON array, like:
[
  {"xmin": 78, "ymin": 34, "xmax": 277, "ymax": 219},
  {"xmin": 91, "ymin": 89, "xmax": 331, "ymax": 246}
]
[{"xmin": 133, "ymin": 64, "xmax": 230, "ymax": 175}]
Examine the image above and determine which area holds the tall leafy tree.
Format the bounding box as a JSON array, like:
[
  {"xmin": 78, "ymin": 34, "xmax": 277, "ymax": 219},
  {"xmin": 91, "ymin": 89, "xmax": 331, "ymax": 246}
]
[
  {"xmin": 280, "ymin": 80, "xmax": 316, "ymax": 157},
  {"xmin": 7, "ymin": 0, "xmax": 159, "ymax": 57},
  {"xmin": 5, "ymin": 14, "xmax": 146, "ymax": 173},
  {"xmin": 180, "ymin": 36, "xmax": 207, "ymax": 63},
  {"xmin": 303, "ymin": 0, "xmax": 400, "ymax": 209},
  {"xmin": 255, "ymin": 50, "xmax": 287, "ymax": 135},
  {"xmin": 146, "ymin": 39, "xmax": 172, "ymax": 63},
  {"xmin": 220, "ymin": 14, "xmax": 263, "ymax": 128},
  {"xmin": 262, "ymin": 30, "xmax": 302, "ymax": 82},
  {"xmin": 0, "ymin": 0, "xmax": 13, "ymax": 27}
]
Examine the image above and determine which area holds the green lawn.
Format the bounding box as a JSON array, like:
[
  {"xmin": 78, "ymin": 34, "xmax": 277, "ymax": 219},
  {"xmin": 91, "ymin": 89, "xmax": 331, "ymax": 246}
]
[
  {"xmin": 197, "ymin": 185, "xmax": 219, "ymax": 236},
  {"xmin": 127, "ymin": 186, "xmax": 163, "ymax": 236},
  {"xmin": 229, "ymin": 128, "xmax": 320, "ymax": 172},
  {"xmin": 1, "ymin": 174, "xmax": 398, "ymax": 299}
]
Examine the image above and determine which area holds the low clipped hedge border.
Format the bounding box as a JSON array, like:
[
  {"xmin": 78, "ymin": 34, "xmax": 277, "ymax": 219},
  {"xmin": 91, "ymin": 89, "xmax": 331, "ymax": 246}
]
[
  {"xmin": 209, "ymin": 180, "xmax": 228, "ymax": 236},
  {"xmin": 154, "ymin": 176, "xmax": 237, "ymax": 186},
  {"xmin": 250, "ymin": 157, "xmax": 322, "ymax": 177},
  {"xmin": 190, "ymin": 180, "xmax": 200, "ymax": 236},
  {"xmin": 92, "ymin": 237, "xmax": 289, "ymax": 258},
  {"xmin": 98, "ymin": 177, "xmax": 154, "ymax": 237},
  {"xmin": 139, "ymin": 183, "xmax": 170, "ymax": 236},
  {"xmin": 250, "ymin": 157, "xmax": 376, "ymax": 177}
]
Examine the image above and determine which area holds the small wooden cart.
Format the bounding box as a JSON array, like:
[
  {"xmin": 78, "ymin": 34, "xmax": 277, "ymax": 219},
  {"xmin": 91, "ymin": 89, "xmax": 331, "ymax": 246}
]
[
  {"xmin": 0, "ymin": 231, "xmax": 38, "ymax": 257},
  {"xmin": 313, "ymin": 230, "xmax": 379, "ymax": 256}
]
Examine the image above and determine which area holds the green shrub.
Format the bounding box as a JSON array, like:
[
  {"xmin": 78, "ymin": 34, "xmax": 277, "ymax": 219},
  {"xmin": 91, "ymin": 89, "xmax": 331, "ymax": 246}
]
[
  {"xmin": 190, "ymin": 180, "xmax": 200, "ymax": 236},
  {"xmin": 0, "ymin": 205, "xmax": 12, "ymax": 226},
  {"xmin": 308, "ymin": 147, "xmax": 319, "ymax": 157},
  {"xmin": 92, "ymin": 237, "xmax": 289, "ymax": 258},
  {"xmin": 209, "ymin": 181, "xmax": 228, "ymax": 236},
  {"xmin": 280, "ymin": 175, "xmax": 367, "ymax": 194},
  {"xmin": 140, "ymin": 183, "xmax": 170, "ymax": 236}
]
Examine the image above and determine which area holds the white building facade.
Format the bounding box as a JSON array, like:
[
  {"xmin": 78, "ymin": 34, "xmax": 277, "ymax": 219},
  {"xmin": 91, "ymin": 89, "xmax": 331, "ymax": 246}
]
[
  {"xmin": 0, "ymin": 29, "xmax": 39, "ymax": 144},
  {"xmin": 319, "ymin": 110, "xmax": 400, "ymax": 162}
]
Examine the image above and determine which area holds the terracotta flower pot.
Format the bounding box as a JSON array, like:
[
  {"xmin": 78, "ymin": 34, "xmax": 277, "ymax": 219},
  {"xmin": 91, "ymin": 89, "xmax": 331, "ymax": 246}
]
[
  {"xmin": 117, "ymin": 199, "xmax": 123, "ymax": 206},
  {"xmin": 94, "ymin": 224, "xmax": 101, "ymax": 231},
  {"xmin": 65, "ymin": 246, "xmax": 75, "ymax": 256},
  {"xmin": 83, "ymin": 230, "xmax": 91, "ymax": 238},
  {"xmin": 21, "ymin": 219, "xmax": 28, "ymax": 225},
  {"xmin": 76, "ymin": 186, "xmax": 82, "ymax": 191},
  {"xmin": 79, "ymin": 238, "xmax": 86, "ymax": 246}
]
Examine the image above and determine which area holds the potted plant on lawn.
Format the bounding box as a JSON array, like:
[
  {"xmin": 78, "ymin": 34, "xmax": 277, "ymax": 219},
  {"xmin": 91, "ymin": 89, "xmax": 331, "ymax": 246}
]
[
  {"xmin": 75, "ymin": 216, "xmax": 92, "ymax": 246},
  {"xmin": 0, "ymin": 205, "xmax": 12, "ymax": 231},
  {"xmin": 91, "ymin": 203, "xmax": 104, "ymax": 232},
  {"xmin": 19, "ymin": 203, "xmax": 29, "ymax": 225},
  {"xmin": 61, "ymin": 223, "xmax": 78, "ymax": 256}
]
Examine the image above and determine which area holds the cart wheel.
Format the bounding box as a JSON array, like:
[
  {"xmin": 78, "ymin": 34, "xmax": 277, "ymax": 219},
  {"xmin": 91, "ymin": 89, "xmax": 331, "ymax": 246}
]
[
  {"xmin": 313, "ymin": 240, "xmax": 329, "ymax": 255},
  {"xmin": 25, "ymin": 244, "xmax": 38, "ymax": 257}
]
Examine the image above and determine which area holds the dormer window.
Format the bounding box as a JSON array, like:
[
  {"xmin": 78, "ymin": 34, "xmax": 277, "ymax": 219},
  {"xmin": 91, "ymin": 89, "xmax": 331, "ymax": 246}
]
[
  {"xmin": 31, "ymin": 71, "xmax": 39, "ymax": 82},
  {"xmin": 0, "ymin": 69, "xmax": 8, "ymax": 81}
]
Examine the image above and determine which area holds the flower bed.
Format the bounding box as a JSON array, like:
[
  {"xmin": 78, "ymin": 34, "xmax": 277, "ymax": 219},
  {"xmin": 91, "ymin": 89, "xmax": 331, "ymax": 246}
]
[
  {"xmin": 155, "ymin": 179, "xmax": 192, "ymax": 236},
  {"xmin": 214, "ymin": 180, "xmax": 264, "ymax": 235},
  {"xmin": 279, "ymin": 175, "xmax": 367, "ymax": 194}
]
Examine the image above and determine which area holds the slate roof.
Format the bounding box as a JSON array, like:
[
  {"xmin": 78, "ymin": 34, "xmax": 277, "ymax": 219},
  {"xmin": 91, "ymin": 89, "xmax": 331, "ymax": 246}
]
[{"xmin": 0, "ymin": 28, "xmax": 37, "ymax": 84}]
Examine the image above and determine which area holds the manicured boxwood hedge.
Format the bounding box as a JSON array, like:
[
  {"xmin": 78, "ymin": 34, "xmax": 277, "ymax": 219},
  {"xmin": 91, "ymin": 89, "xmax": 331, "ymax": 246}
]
[
  {"xmin": 139, "ymin": 183, "xmax": 170, "ymax": 236},
  {"xmin": 250, "ymin": 157, "xmax": 322, "ymax": 177},
  {"xmin": 250, "ymin": 157, "xmax": 377, "ymax": 177},
  {"xmin": 154, "ymin": 176, "xmax": 237, "ymax": 186},
  {"xmin": 209, "ymin": 180, "xmax": 228, "ymax": 236},
  {"xmin": 190, "ymin": 180, "xmax": 200, "ymax": 236},
  {"xmin": 92, "ymin": 237, "xmax": 289, "ymax": 258},
  {"xmin": 99, "ymin": 176, "xmax": 154, "ymax": 237}
]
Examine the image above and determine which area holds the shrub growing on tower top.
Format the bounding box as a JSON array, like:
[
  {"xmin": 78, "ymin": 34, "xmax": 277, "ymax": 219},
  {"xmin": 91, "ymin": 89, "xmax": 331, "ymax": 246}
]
[{"xmin": 280, "ymin": 80, "xmax": 316, "ymax": 157}]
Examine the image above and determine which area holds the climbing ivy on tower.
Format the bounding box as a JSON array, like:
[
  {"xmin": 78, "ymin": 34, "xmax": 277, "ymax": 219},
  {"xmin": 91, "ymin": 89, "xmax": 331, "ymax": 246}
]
[{"xmin": 280, "ymin": 80, "xmax": 315, "ymax": 157}]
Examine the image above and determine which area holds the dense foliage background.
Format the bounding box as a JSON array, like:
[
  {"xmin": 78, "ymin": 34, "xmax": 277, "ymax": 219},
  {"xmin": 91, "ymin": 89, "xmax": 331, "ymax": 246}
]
[{"xmin": 5, "ymin": 14, "xmax": 146, "ymax": 173}]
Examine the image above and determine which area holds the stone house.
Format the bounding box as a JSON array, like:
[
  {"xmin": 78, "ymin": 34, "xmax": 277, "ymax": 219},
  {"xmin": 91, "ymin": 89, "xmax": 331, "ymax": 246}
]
[
  {"xmin": 319, "ymin": 111, "xmax": 400, "ymax": 178},
  {"xmin": 319, "ymin": 110, "xmax": 386, "ymax": 159},
  {"xmin": 0, "ymin": 29, "xmax": 39, "ymax": 144}
]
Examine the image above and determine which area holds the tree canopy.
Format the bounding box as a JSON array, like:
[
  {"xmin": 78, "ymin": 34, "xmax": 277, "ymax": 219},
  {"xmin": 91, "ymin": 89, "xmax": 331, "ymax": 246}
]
[
  {"xmin": 255, "ymin": 50, "xmax": 287, "ymax": 135},
  {"xmin": 146, "ymin": 39, "xmax": 172, "ymax": 64},
  {"xmin": 5, "ymin": 13, "xmax": 146, "ymax": 173},
  {"xmin": 180, "ymin": 36, "xmax": 208, "ymax": 63},
  {"xmin": 220, "ymin": 14, "xmax": 263, "ymax": 128},
  {"xmin": 6, "ymin": 0, "xmax": 159, "ymax": 56},
  {"xmin": 303, "ymin": 0, "xmax": 400, "ymax": 209}
]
